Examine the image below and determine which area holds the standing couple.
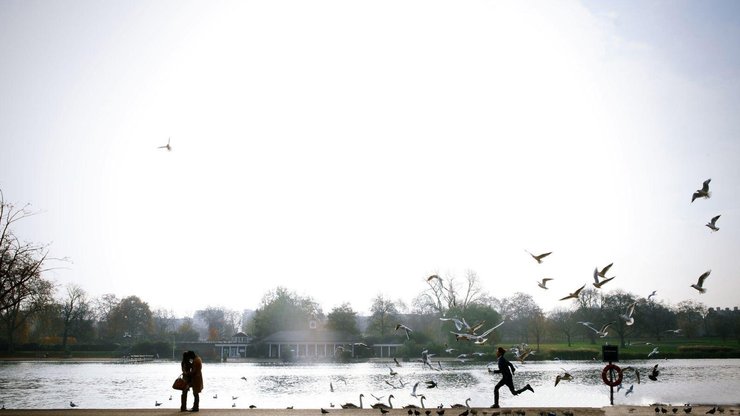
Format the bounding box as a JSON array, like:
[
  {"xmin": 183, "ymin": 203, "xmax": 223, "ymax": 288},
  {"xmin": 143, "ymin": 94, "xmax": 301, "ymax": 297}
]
[{"xmin": 180, "ymin": 350, "xmax": 203, "ymax": 412}]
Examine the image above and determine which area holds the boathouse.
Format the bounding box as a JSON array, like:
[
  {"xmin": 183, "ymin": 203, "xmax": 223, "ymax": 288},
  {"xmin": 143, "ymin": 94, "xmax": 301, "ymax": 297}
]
[
  {"xmin": 214, "ymin": 331, "xmax": 252, "ymax": 360},
  {"xmin": 262, "ymin": 329, "xmax": 361, "ymax": 359}
]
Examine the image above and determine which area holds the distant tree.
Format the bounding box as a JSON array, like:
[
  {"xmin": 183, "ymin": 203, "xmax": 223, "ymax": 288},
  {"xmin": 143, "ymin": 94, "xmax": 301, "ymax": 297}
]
[
  {"xmin": 175, "ymin": 317, "xmax": 200, "ymax": 342},
  {"xmin": 195, "ymin": 307, "xmax": 240, "ymax": 341},
  {"xmin": 326, "ymin": 303, "xmax": 359, "ymax": 335},
  {"xmin": 58, "ymin": 284, "xmax": 92, "ymax": 351},
  {"xmin": 0, "ymin": 190, "xmax": 59, "ymax": 350},
  {"xmin": 91, "ymin": 293, "xmax": 120, "ymax": 340},
  {"xmin": 413, "ymin": 270, "xmax": 490, "ymax": 316},
  {"xmin": 108, "ymin": 296, "xmax": 154, "ymax": 341},
  {"xmin": 247, "ymin": 287, "xmax": 323, "ymax": 339},
  {"xmin": 0, "ymin": 276, "xmax": 54, "ymax": 351},
  {"xmin": 548, "ymin": 308, "xmax": 577, "ymax": 346},
  {"xmin": 152, "ymin": 308, "xmax": 177, "ymax": 341},
  {"xmin": 601, "ymin": 290, "xmax": 637, "ymax": 347},
  {"xmin": 495, "ymin": 292, "xmax": 540, "ymax": 344},
  {"xmin": 634, "ymin": 299, "xmax": 675, "ymax": 341},
  {"xmin": 367, "ymin": 294, "xmax": 399, "ymax": 341},
  {"xmin": 674, "ymin": 300, "xmax": 706, "ymax": 339}
]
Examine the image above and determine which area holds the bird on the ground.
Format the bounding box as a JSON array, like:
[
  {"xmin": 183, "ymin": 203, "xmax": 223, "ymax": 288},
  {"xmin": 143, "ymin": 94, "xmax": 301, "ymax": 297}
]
[
  {"xmin": 232, "ymin": 403, "xmax": 236, "ymax": 408},
  {"xmin": 380, "ymin": 408, "xmax": 390, "ymax": 415},
  {"xmin": 648, "ymin": 364, "xmax": 660, "ymax": 381},
  {"xmin": 249, "ymin": 405, "xmax": 257, "ymax": 409},
  {"xmin": 674, "ymin": 409, "xmax": 679, "ymax": 414},
  {"xmin": 706, "ymin": 215, "xmax": 721, "ymax": 232},
  {"xmin": 69, "ymin": 402, "xmax": 78, "ymax": 408},
  {"xmin": 684, "ymin": 407, "xmax": 692, "ymax": 414},
  {"xmin": 341, "ymin": 394, "xmax": 364, "ymax": 409},
  {"xmin": 321, "ymin": 408, "xmax": 330, "ymax": 414},
  {"xmin": 158, "ymin": 137, "xmax": 172, "ymax": 151},
  {"xmin": 691, "ymin": 270, "xmax": 711, "ymax": 293},
  {"xmin": 560, "ymin": 284, "xmax": 586, "ymax": 301},
  {"xmin": 396, "ymin": 324, "xmax": 413, "ymax": 339},
  {"xmin": 621, "ymin": 302, "xmax": 637, "ymax": 326},
  {"xmin": 537, "ymin": 278, "xmax": 554, "ymax": 289},
  {"xmin": 648, "ymin": 347, "xmax": 660, "ymax": 358},
  {"xmin": 691, "ymin": 179, "xmax": 711, "ymax": 202},
  {"xmin": 451, "ymin": 398, "xmax": 471, "ymax": 408},
  {"xmin": 526, "ymin": 250, "xmax": 552, "ymax": 264},
  {"xmin": 706, "ymin": 407, "xmax": 717, "ymax": 414},
  {"xmin": 625, "ymin": 384, "xmax": 634, "ymax": 396},
  {"xmin": 155, "ymin": 401, "xmax": 162, "ymax": 406}
]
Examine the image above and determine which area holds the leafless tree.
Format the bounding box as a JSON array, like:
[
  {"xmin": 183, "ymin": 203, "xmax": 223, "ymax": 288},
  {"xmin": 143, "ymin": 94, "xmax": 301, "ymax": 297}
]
[{"xmin": 59, "ymin": 283, "xmax": 91, "ymax": 350}]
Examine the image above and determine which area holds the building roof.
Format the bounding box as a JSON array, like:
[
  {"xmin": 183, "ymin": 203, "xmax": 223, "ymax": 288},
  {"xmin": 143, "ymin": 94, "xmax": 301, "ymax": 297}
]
[{"xmin": 261, "ymin": 330, "xmax": 357, "ymax": 343}]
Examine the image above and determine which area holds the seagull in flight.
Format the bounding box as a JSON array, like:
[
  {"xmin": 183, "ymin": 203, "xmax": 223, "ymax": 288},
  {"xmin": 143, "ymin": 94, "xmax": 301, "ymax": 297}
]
[
  {"xmin": 537, "ymin": 278, "xmax": 554, "ymax": 289},
  {"xmin": 555, "ymin": 369, "xmax": 573, "ymax": 386},
  {"xmin": 526, "ymin": 250, "xmax": 552, "ymax": 264},
  {"xmin": 580, "ymin": 321, "xmax": 614, "ymax": 338},
  {"xmin": 560, "ymin": 284, "xmax": 586, "ymax": 301},
  {"xmin": 625, "ymin": 384, "xmax": 634, "ymax": 396},
  {"xmin": 593, "ymin": 275, "xmax": 616, "ymax": 289},
  {"xmin": 648, "ymin": 347, "xmax": 660, "ymax": 358},
  {"xmin": 621, "ymin": 302, "xmax": 636, "ymax": 326},
  {"xmin": 706, "ymin": 215, "xmax": 721, "ymax": 232},
  {"xmin": 691, "ymin": 178, "xmax": 711, "ymax": 202},
  {"xmin": 691, "ymin": 270, "xmax": 711, "ymax": 293},
  {"xmin": 648, "ymin": 364, "xmax": 660, "ymax": 381},
  {"xmin": 158, "ymin": 137, "xmax": 172, "ymax": 151},
  {"xmin": 597, "ymin": 263, "xmax": 614, "ymax": 278},
  {"xmin": 647, "ymin": 291, "xmax": 657, "ymax": 301},
  {"xmin": 395, "ymin": 323, "xmax": 413, "ymax": 339}
]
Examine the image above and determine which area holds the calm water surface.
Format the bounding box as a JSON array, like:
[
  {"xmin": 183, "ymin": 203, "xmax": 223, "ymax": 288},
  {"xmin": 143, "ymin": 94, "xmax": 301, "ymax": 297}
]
[{"xmin": 0, "ymin": 359, "xmax": 738, "ymax": 409}]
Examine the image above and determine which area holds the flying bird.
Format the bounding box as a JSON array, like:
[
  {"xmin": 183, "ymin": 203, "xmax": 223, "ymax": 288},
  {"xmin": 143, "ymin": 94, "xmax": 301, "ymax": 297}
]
[
  {"xmin": 593, "ymin": 275, "xmax": 616, "ymax": 289},
  {"xmin": 647, "ymin": 291, "xmax": 657, "ymax": 301},
  {"xmin": 691, "ymin": 178, "xmax": 711, "ymax": 202},
  {"xmin": 597, "ymin": 263, "xmax": 614, "ymax": 278},
  {"xmin": 621, "ymin": 302, "xmax": 637, "ymax": 326},
  {"xmin": 555, "ymin": 370, "xmax": 573, "ymax": 386},
  {"xmin": 425, "ymin": 380, "xmax": 438, "ymax": 389},
  {"xmin": 648, "ymin": 347, "xmax": 660, "ymax": 358},
  {"xmin": 625, "ymin": 385, "xmax": 634, "ymax": 396},
  {"xmin": 155, "ymin": 401, "xmax": 162, "ymax": 407},
  {"xmin": 706, "ymin": 215, "xmax": 721, "ymax": 232},
  {"xmin": 537, "ymin": 278, "xmax": 554, "ymax": 289},
  {"xmin": 691, "ymin": 270, "xmax": 711, "ymax": 293},
  {"xmin": 396, "ymin": 323, "xmax": 413, "ymax": 339},
  {"xmin": 526, "ymin": 250, "xmax": 552, "ymax": 264},
  {"xmin": 560, "ymin": 284, "xmax": 586, "ymax": 301},
  {"xmin": 580, "ymin": 321, "xmax": 614, "ymax": 338},
  {"xmin": 158, "ymin": 137, "xmax": 172, "ymax": 151},
  {"xmin": 666, "ymin": 329, "xmax": 682, "ymax": 334},
  {"xmin": 648, "ymin": 364, "xmax": 660, "ymax": 381}
]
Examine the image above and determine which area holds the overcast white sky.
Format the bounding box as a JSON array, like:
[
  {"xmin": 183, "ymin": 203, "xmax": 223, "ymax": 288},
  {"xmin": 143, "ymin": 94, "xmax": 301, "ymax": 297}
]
[{"xmin": 1, "ymin": 0, "xmax": 739, "ymax": 318}]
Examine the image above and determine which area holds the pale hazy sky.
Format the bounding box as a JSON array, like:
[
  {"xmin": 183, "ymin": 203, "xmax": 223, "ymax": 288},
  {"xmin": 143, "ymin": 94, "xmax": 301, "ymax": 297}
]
[{"xmin": 1, "ymin": 0, "xmax": 739, "ymax": 318}]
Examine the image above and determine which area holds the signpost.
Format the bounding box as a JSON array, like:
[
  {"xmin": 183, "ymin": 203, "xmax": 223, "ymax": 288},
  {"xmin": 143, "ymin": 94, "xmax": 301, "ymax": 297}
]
[{"xmin": 601, "ymin": 345, "xmax": 622, "ymax": 405}]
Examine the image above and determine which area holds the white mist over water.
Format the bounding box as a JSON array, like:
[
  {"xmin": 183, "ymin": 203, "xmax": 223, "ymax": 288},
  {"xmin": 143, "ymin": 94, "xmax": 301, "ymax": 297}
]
[{"xmin": 1, "ymin": 359, "xmax": 738, "ymax": 409}]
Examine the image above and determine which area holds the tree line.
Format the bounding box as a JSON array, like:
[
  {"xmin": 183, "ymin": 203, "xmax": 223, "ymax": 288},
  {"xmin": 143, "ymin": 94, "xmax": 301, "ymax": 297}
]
[{"xmin": 2, "ymin": 190, "xmax": 739, "ymax": 356}]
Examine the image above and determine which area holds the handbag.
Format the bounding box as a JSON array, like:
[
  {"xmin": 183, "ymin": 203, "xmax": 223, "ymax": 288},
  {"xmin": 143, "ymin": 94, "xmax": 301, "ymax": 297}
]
[{"xmin": 172, "ymin": 374, "xmax": 188, "ymax": 390}]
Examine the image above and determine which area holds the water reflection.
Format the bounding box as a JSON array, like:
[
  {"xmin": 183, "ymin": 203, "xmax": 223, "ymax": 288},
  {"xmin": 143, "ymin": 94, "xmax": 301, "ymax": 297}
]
[{"xmin": 0, "ymin": 359, "xmax": 738, "ymax": 409}]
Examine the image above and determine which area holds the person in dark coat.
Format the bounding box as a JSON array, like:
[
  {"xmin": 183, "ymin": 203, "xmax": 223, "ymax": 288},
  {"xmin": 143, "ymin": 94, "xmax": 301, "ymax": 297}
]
[
  {"xmin": 492, "ymin": 347, "xmax": 533, "ymax": 408},
  {"xmin": 186, "ymin": 350, "xmax": 203, "ymax": 412},
  {"xmin": 179, "ymin": 352, "xmax": 193, "ymax": 412}
]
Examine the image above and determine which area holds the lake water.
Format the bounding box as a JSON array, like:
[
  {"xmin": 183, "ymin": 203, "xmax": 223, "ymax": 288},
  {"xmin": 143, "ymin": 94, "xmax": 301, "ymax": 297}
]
[{"xmin": 0, "ymin": 359, "xmax": 738, "ymax": 409}]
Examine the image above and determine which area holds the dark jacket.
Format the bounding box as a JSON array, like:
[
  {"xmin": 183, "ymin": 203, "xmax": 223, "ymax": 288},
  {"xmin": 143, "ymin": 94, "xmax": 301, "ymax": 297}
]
[{"xmin": 495, "ymin": 355, "xmax": 515, "ymax": 379}]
